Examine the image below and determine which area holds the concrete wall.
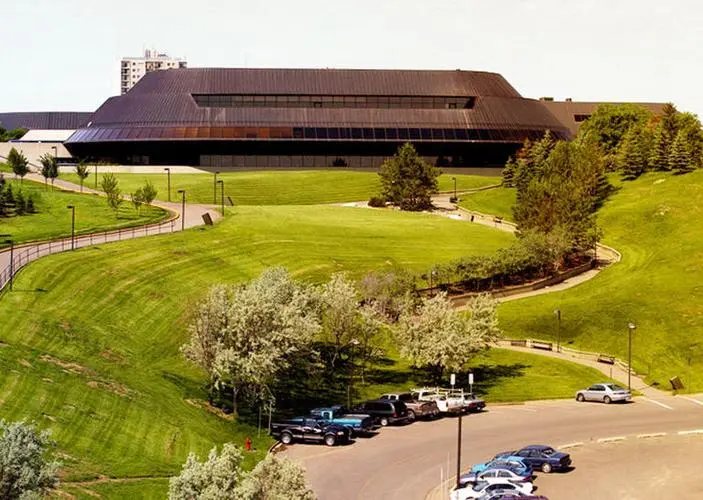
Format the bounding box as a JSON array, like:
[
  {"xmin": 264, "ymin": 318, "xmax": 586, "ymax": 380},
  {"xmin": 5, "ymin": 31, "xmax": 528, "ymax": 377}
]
[{"xmin": 0, "ymin": 142, "xmax": 70, "ymax": 169}]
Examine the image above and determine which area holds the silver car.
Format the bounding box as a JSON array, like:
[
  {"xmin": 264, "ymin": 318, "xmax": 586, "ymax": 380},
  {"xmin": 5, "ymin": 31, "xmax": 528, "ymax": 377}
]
[{"xmin": 576, "ymin": 383, "xmax": 631, "ymax": 404}]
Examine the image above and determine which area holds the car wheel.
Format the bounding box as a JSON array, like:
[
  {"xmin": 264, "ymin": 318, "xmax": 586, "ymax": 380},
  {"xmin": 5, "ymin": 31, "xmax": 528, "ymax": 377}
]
[
  {"xmin": 576, "ymin": 393, "xmax": 585, "ymax": 402},
  {"xmin": 324, "ymin": 435, "xmax": 336, "ymax": 446},
  {"xmin": 280, "ymin": 432, "xmax": 293, "ymax": 445},
  {"xmin": 541, "ymin": 462, "xmax": 553, "ymax": 473},
  {"xmin": 407, "ymin": 410, "xmax": 416, "ymax": 421},
  {"xmin": 380, "ymin": 417, "xmax": 389, "ymax": 426},
  {"xmin": 604, "ymin": 396, "xmax": 612, "ymax": 405}
]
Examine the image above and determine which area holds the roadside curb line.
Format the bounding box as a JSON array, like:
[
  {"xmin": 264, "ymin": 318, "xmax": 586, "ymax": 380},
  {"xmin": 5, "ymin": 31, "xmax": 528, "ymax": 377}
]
[
  {"xmin": 269, "ymin": 441, "xmax": 283, "ymax": 454},
  {"xmin": 678, "ymin": 429, "xmax": 703, "ymax": 435},
  {"xmin": 637, "ymin": 432, "xmax": 667, "ymax": 439},
  {"xmin": 558, "ymin": 442, "xmax": 584, "ymax": 449},
  {"xmin": 597, "ymin": 436, "xmax": 626, "ymax": 443}
]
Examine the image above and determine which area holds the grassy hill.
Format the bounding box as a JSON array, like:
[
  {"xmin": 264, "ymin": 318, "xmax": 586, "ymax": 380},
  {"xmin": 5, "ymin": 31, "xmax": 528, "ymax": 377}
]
[
  {"xmin": 62, "ymin": 170, "xmax": 500, "ymax": 205},
  {"xmin": 498, "ymin": 171, "xmax": 703, "ymax": 392},
  {"xmin": 458, "ymin": 186, "xmax": 515, "ymax": 221},
  {"xmin": 0, "ymin": 178, "xmax": 167, "ymax": 248}
]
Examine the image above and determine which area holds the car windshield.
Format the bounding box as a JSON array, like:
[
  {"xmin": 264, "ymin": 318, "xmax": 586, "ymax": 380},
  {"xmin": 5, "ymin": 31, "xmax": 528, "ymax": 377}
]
[{"xmin": 607, "ymin": 384, "xmax": 626, "ymax": 391}]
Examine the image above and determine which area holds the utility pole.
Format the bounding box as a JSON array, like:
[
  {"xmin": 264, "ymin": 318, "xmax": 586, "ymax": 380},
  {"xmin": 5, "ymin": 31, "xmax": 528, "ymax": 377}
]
[{"xmin": 627, "ymin": 323, "xmax": 636, "ymax": 391}]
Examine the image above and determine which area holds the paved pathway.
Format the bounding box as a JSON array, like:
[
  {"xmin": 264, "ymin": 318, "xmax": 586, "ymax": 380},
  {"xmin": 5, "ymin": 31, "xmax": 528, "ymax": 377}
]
[{"xmin": 0, "ymin": 174, "xmax": 220, "ymax": 291}]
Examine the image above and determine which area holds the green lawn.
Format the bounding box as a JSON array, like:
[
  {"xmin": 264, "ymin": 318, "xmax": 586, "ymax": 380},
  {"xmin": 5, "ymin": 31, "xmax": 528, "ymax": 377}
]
[
  {"xmin": 62, "ymin": 170, "xmax": 499, "ymax": 205},
  {"xmin": 357, "ymin": 347, "xmax": 616, "ymax": 403},
  {"xmin": 0, "ymin": 205, "xmax": 512, "ymax": 491},
  {"xmin": 62, "ymin": 478, "xmax": 170, "ymax": 499},
  {"xmin": 0, "ymin": 179, "xmax": 168, "ymax": 248},
  {"xmin": 458, "ymin": 186, "xmax": 515, "ymax": 221},
  {"xmin": 498, "ymin": 170, "xmax": 703, "ymax": 392}
]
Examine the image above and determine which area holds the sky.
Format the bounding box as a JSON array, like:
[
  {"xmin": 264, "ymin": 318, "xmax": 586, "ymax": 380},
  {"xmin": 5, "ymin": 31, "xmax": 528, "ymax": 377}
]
[{"xmin": 2, "ymin": 0, "xmax": 702, "ymax": 116}]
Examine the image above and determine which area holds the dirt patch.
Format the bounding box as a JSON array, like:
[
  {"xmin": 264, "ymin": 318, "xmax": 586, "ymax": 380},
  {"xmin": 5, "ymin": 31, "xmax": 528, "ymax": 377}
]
[
  {"xmin": 40, "ymin": 355, "xmax": 94, "ymax": 376},
  {"xmin": 100, "ymin": 349, "xmax": 127, "ymax": 365},
  {"xmin": 42, "ymin": 377, "xmax": 54, "ymax": 384},
  {"xmin": 19, "ymin": 359, "xmax": 32, "ymax": 368},
  {"xmin": 185, "ymin": 398, "xmax": 235, "ymax": 421},
  {"xmin": 0, "ymin": 341, "xmax": 8, "ymax": 348},
  {"xmin": 86, "ymin": 380, "xmax": 135, "ymax": 398}
]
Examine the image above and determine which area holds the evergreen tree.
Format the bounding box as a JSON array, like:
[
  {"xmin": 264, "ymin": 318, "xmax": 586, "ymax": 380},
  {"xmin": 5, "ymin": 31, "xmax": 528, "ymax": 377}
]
[
  {"xmin": 677, "ymin": 112, "xmax": 703, "ymax": 170},
  {"xmin": 617, "ymin": 126, "xmax": 647, "ymax": 180},
  {"xmin": 26, "ymin": 195, "xmax": 36, "ymax": 214},
  {"xmin": 660, "ymin": 102, "xmax": 679, "ymax": 146},
  {"xmin": 669, "ymin": 130, "xmax": 694, "ymax": 174},
  {"xmin": 649, "ymin": 124, "xmax": 671, "ymax": 171},
  {"xmin": 15, "ymin": 190, "xmax": 26, "ymax": 216},
  {"xmin": 502, "ymin": 156, "xmax": 516, "ymax": 187},
  {"xmin": 378, "ymin": 143, "xmax": 440, "ymax": 211}
]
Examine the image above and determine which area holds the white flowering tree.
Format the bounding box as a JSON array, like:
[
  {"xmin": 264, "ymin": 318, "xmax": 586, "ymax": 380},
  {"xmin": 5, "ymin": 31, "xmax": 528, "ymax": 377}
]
[
  {"xmin": 0, "ymin": 420, "xmax": 60, "ymax": 500},
  {"xmin": 396, "ymin": 292, "xmax": 501, "ymax": 382},
  {"xmin": 236, "ymin": 453, "xmax": 316, "ymax": 500}
]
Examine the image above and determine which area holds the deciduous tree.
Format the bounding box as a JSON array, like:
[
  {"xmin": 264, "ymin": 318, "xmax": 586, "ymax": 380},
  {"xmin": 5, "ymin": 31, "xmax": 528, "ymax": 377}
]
[
  {"xmin": 75, "ymin": 161, "xmax": 90, "ymax": 192},
  {"xmin": 7, "ymin": 148, "xmax": 29, "ymax": 182},
  {"xmin": 168, "ymin": 443, "xmax": 244, "ymax": 500},
  {"xmin": 236, "ymin": 454, "xmax": 316, "ymax": 500}
]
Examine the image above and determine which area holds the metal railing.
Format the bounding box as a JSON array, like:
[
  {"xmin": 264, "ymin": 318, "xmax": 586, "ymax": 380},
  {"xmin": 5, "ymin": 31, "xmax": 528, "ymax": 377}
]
[{"xmin": 0, "ymin": 214, "xmax": 179, "ymax": 292}]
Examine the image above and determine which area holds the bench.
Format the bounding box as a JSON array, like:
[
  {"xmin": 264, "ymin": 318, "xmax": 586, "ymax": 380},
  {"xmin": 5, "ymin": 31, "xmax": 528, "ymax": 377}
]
[
  {"xmin": 597, "ymin": 354, "xmax": 615, "ymax": 365},
  {"xmin": 531, "ymin": 341, "xmax": 553, "ymax": 351},
  {"xmin": 510, "ymin": 339, "xmax": 528, "ymax": 347}
]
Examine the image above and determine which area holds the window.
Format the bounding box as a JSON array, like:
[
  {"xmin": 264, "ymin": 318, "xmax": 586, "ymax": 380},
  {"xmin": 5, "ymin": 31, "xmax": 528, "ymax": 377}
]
[
  {"xmin": 328, "ymin": 127, "xmax": 340, "ymax": 139},
  {"xmin": 316, "ymin": 128, "xmax": 328, "ymax": 139},
  {"xmin": 304, "ymin": 128, "xmax": 316, "ymax": 139},
  {"xmin": 432, "ymin": 129, "xmax": 444, "ymax": 140},
  {"xmin": 351, "ymin": 128, "xmax": 363, "ymax": 139},
  {"xmin": 374, "ymin": 128, "xmax": 386, "ymax": 139},
  {"xmin": 574, "ymin": 114, "xmax": 591, "ymax": 122},
  {"xmin": 385, "ymin": 128, "xmax": 398, "ymax": 139},
  {"xmin": 409, "ymin": 129, "xmax": 421, "ymax": 140},
  {"xmin": 398, "ymin": 128, "xmax": 409, "ymax": 140}
]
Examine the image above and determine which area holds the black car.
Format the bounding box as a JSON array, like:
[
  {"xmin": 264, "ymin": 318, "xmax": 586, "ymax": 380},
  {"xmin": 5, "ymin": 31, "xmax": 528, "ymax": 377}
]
[
  {"xmin": 270, "ymin": 417, "xmax": 351, "ymax": 446},
  {"xmin": 497, "ymin": 445, "xmax": 572, "ymax": 473},
  {"xmin": 352, "ymin": 399, "xmax": 410, "ymax": 426}
]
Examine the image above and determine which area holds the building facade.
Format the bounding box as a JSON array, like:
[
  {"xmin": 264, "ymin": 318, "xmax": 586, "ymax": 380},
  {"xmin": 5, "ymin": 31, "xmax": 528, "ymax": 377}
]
[
  {"xmin": 120, "ymin": 49, "xmax": 187, "ymax": 95},
  {"xmin": 68, "ymin": 68, "xmax": 574, "ymax": 168}
]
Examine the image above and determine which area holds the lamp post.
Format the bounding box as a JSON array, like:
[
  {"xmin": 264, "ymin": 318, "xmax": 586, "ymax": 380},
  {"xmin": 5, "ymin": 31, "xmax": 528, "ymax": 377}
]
[
  {"xmin": 164, "ymin": 168, "xmax": 171, "ymax": 202},
  {"xmin": 456, "ymin": 403, "xmax": 463, "ymax": 490},
  {"xmin": 66, "ymin": 205, "xmax": 76, "ymax": 250},
  {"xmin": 347, "ymin": 338, "xmax": 360, "ymax": 408},
  {"xmin": 688, "ymin": 343, "xmax": 700, "ymax": 393},
  {"xmin": 94, "ymin": 164, "xmax": 98, "ymax": 189},
  {"xmin": 217, "ymin": 179, "xmax": 224, "ymax": 215},
  {"xmin": 1, "ymin": 235, "xmax": 13, "ymax": 291},
  {"xmin": 554, "ymin": 309, "xmax": 561, "ymax": 353},
  {"xmin": 213, "ymin": 171, "xmax": 219, "ymax": 205},
  {"xmin": 627, "ymin": 323, "xmax": 636, "ymax": 391},
  {"xmin": 177, "ymin": 190, "xmax": 186, "ymax": 231},
  {"xmin": 452, "ymin": 176, "xmax": 457, "ymax": 200}
]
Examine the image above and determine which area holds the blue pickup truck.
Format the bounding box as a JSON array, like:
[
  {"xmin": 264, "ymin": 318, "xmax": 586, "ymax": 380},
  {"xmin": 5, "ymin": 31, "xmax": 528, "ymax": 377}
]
[{"xmin": 309, "ymin": 405, "xmax": 375, "ymax": 435}]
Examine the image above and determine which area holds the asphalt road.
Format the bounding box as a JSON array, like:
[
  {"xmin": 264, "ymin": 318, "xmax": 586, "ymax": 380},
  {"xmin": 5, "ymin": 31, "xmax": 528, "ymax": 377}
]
[{"xmin": 282, "ymin": 394, "xmax": 703, "ymax": 500}]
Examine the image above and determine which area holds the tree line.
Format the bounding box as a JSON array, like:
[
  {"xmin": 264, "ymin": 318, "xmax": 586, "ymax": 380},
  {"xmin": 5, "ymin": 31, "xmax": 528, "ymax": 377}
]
[{"xmin": 0, "ymin": 175, "xmax": 37, "ymax": 217}]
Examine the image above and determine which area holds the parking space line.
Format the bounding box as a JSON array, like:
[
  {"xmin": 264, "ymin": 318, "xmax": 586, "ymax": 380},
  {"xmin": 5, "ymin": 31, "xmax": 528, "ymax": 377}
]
[
  {"xmin": 678, "ymin": 429, "xmax": 703, "ymax": 435},
  {"xmin": 637, "ymin": 432, "xmax": 666, "ymax": 439},
  {"xmin": 597, "ymin": 436, "xmax": 626, "ymax": 443},
  {"xmin": 558, "ymin": 442, "xmax": 584, "ymax": 449},
  {"xmin": 645, "ymin": 398, "xmax": 674, "ymax": 410},
  {"xmin": 678, "ymin": 396, "xmax": 703, "ymax": 407}
]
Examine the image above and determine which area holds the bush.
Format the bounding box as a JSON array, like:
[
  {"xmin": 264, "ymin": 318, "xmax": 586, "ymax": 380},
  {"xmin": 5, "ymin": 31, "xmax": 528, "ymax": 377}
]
[{"xmin": 368, "ymin": 196, "xmax": 387, "ymax": 208}]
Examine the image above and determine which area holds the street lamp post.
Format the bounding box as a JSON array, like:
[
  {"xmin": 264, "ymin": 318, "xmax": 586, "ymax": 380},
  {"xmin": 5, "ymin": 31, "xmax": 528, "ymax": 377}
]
[
  {"xmin": 213, "ymin": 171, "xmax": 219, "ymax": 205},
  {"xmin": 164, "ymin": 168, "xmax": 171, "ymax": 202},
  {"xmin": 554, "ymin": 309, "xmax": 561, "ymax": 353},
  {"xmin": 688, "ymin": 343, "xmax": 700, "ymax": 393},
  {"xmin": 177, "ymin": 190, "xmax": 186, "ymax": 231},
  {"xmin": 627, "ymin": 323, "xmax": 636, "ymax": 391},
  {"xmin": 94, "ymin": 165, "xmax": 98, "ymax": 189},
  {"xmin": 217, "ymin": 179, "xmax": 224, "ymax": 215},
  {"xmin": 456, "ymin": 406, "xmax": 463, "ymax": 490},
  {"xmin": 1, "ymin": 236, "xmax": 13, "ymax": 291},
  {"xmin": 67, "ymin": 205, "xmax": 76, "ymax": 250},
  {"xmin": 452, "ymin": 176, "xmax": 457, "ymax": 200}
]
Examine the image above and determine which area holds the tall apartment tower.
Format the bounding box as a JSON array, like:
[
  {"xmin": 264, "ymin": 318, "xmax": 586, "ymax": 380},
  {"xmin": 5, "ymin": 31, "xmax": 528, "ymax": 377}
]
[{"xmin": 120, "ymin": 49, "xmax": 187, "ymax": 94}]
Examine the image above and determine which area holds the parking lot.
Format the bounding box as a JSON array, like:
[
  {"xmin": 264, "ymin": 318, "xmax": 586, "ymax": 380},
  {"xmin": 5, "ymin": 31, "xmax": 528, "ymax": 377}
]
[{"xmin": 281, "ymin": 394, "xmax": 703, "ymax": 499}]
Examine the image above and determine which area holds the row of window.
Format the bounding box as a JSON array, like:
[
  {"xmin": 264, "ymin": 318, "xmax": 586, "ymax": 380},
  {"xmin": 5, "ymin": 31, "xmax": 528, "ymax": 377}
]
[
  {"xmin": 192, "ymin": 94, "xmax": 476, "ymax": 110},
  {"xmin": 200, "ymin": 155, "xmax": 403, "ymax": 168},
  {"xmin": 573, "ymin": 114, "xmax": 591, "ymax": 122},
  {"xmin": 71, "ymin": 126, "xmax": 555, "ymax": 143}
]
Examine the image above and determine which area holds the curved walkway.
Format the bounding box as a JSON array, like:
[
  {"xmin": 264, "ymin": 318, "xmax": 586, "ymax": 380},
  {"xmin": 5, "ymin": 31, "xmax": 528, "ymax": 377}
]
[{"xmin": 0, "ymin": 174, "xmax": 220, "ymax": 291}]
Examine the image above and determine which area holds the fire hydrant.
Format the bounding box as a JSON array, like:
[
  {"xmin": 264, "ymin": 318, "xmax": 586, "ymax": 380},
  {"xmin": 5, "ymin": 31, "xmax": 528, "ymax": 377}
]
[{"xmin": 244, "ymin": 436, "xmax": 252, "ymax": 452}]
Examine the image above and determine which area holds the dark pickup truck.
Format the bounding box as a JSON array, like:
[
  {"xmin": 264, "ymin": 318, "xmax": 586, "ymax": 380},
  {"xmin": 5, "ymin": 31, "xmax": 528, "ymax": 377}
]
[
  {"xmin": 309, "ymin": 405, "xmax": 375, "ymax": 435},
  {"xmin": 270, "ymin": 417, "xmax": 352, "ymax": 446}
]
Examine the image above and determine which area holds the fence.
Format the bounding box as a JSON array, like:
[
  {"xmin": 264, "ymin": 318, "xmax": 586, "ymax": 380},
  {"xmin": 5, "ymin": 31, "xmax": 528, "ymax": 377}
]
[{"xmin": 0, "ymin": 215, "xmax": 179, "ymax": 292}]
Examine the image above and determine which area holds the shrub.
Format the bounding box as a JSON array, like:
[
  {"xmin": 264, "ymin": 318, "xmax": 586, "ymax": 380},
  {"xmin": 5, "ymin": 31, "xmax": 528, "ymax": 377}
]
[{"xmin": 368, "ymin": 196, "xmax": 386, "ymax": 208}]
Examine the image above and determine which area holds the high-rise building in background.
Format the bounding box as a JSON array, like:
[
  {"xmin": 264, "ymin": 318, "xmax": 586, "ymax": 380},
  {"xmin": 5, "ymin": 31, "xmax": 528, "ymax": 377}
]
[{"xmin": 120, "ymin": 49, "xmax": 187, "ymax": 95}]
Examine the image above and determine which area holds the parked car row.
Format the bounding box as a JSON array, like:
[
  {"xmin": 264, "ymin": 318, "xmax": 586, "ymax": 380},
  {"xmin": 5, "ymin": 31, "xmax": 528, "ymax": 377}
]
[
  {"xmin": 270, "ymin": 389, "xmax": 486, "ymax": 446},
  {"xmin": 451, "ymin": 445, "xmax": 573, "ymax": 500}
]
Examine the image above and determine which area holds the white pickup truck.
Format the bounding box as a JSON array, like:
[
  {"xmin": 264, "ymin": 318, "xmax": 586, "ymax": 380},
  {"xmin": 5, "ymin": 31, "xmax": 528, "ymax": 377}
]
[{"xmin": 411, "ymin": 387, "xmax": 464, "ymax": 414}]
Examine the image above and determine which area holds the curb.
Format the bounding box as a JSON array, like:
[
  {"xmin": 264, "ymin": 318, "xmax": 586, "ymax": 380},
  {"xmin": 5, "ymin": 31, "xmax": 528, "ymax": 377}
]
[
  {"xmin": 678, "ymin": 429, "xmax": 703, "ymax": 436},
  {"xmin": 268, "ymin": 441, "xmax": 283, "ymax": 454},
  {"xmin": 637, "ymin": 432, "xmax": 666, "ymax": 439},
  {"xmin": 597, "ymin": 436, "xmax": 626, "ymax": 443},
  {"xmin": 558, "ymin": 442, "xmax": 584, "ymax": 449}
]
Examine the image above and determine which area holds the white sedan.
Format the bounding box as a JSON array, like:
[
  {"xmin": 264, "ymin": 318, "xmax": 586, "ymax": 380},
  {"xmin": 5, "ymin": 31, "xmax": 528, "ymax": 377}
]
[
  {"xmin": 450, "ymin": 480, "xmax": 533, "ymax": 500},
  {"xmin": 575, "ymin": 383, "xmax": 632, "ymax": 404}
]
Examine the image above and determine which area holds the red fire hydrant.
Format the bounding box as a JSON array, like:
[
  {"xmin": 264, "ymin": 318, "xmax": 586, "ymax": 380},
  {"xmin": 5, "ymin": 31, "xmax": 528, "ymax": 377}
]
[{"xmin": 244, "ymin": 436, "xmax": 252, "ymax": 452}]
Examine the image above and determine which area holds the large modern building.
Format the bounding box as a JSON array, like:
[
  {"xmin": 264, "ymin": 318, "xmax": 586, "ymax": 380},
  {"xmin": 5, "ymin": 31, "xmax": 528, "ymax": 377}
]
[
  {"xmin": 120, "ymin": 49, "xmax": 187, "ymax": 95},
  {"xmin": 66, "ymin": 68, "xmax": 576, "ymax": 168}
]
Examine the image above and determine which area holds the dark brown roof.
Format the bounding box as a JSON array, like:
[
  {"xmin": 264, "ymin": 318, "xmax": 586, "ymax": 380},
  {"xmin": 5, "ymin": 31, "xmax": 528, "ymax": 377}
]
[
  {"xmin": 540, "ymin": 101, "xmax": 668, "ymax": 136},
  {"xmin": 81, "ymin": 68, "xmax": 568, "ymax": 136},
  {"xmin": 0, "ymin": 112, "xmax": 93, "ymax": 130}
]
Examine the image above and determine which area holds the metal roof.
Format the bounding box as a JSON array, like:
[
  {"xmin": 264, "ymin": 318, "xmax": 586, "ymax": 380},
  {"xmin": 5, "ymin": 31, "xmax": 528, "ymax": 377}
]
[
  {"xmin": 539, "ymin": 101, "xmax": 668, "ymax": 136},
  {"xmin": 0, "ymin": 112, "xmax": 93, "ymax": 130}
]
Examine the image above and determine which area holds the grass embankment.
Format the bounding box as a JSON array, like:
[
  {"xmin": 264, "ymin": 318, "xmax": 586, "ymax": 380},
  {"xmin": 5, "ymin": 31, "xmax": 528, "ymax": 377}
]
[
  {"xmin": 0, "ymin": 178, "xmax": 167, "ymax": 247},
  {"xmin": 458, "ymin": 186, "xmax": 515, "ymax": 221},
  {"xmin": 63, "ymin": 170, "xmax": 499, "ymax": 205},
  {"xmin": 0, "ymin": 205, "xmax": 512, "ymax": 495},
  {"xmin": 498, "ymin": 171, "xmax": 703, "ymax": 392}
]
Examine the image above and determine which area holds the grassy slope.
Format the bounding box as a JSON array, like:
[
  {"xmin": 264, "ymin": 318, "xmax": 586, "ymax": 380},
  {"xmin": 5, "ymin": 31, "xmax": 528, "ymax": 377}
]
[
  {"xmin": 62, "ymin": 170, "xmax": 499, "ymax": 205},
  {"xmin": 0, "ymin": 179, "xmax": 167, "ymax": 247},
  {"xmin": 499, "ymin": 171, "xmax": 703, "ymax": 391},
  {"xmin": 458, "ymin": 186, "xmax": 516, "ymax": 221},
  {"xmin": 0, "ymin": 206, "xmax": 512, "ymax": 484}
]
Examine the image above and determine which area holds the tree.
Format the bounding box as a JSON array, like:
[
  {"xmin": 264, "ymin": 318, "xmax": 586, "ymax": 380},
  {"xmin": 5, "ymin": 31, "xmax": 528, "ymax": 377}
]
[
  {"xmin": 319, "ymin": 273, "xmax": 359, "ymax": 368},
  {"xmin": 649, "ymin": 124, "xmax": 670, "ymax": 171},
  {"xmin": 168, "ymin": 443, "xmax": 244, "ymax": 500},
  {"xmin": 141, "ymin": 180, "xmax": 158, "ymax": 211},
  {"xmin": 130, "ymin": 188, "xmax": 144, "ymax": 214},
  {"xmin": 358, "ymin": 270, "xmax": 416, "ymax": 321},
  {"xmin": 396, "ymin": 292, "xmax": 501, "ymax": 382},
  {"xmin": 101, "ymin": 173, "xmax": 123, "ymax": 215},
  {"xmin": 669, "ymin": 130, "xmax": 695, "ymax": 174},
  {"xmin": 378, "ymin": 143, "xmax": 440, "ymax": 211},
  {"xmin": 38, "ymin": 153, "xmax": 58, "ymax": 189},
  {"xmin": 617, "ymin": 125, "xmax": 648, "ymax": 180},
  {"xmin": 502, "ymin": 156, "xmax": 516, "ymax": 187},
  {"xmin": 7, "ymin": 148, "xmax": 29, "ymax": 182},
  {"xmin": 236, "ymin": 454, "xmax": 316, "ymax": 500},
  {"xmin": 0, "ymin": 420, "xmax": 60, "ymax": 499},
  {"xmin": 676, "ymin": 112, "xmax": 703, "ymax": 171},
  {"xmin": 75, "ymin": 161, "xmax": 90, "ymax": 192},
  {"xmin": 182, "ymin": 268, "xmax": 320, "ymax": 416}
]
